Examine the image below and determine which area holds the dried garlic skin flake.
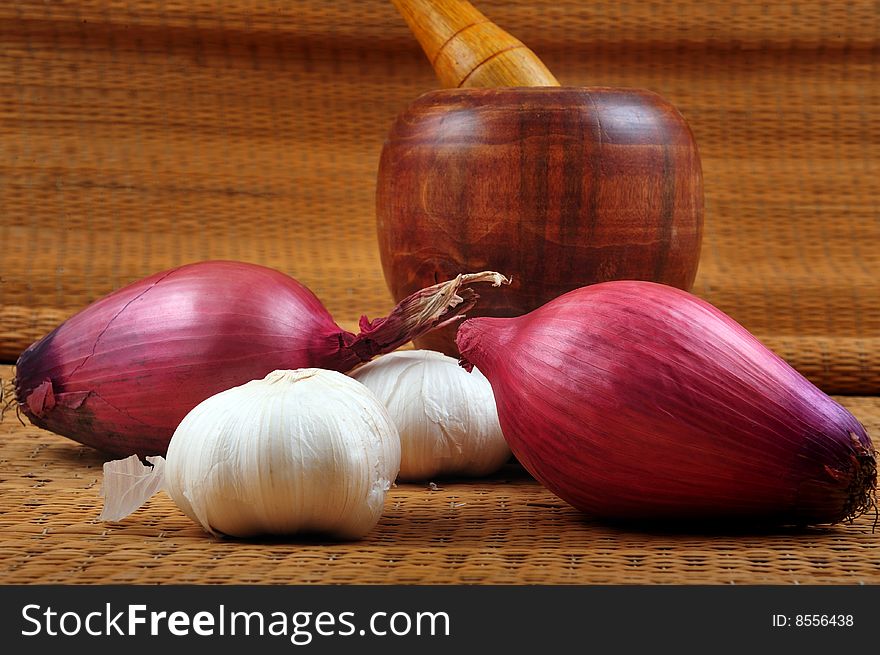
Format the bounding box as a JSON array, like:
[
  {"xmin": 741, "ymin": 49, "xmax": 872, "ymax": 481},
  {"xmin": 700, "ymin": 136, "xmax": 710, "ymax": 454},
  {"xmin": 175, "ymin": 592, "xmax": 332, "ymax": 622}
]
[{"xmin": 99, "ymin": 454, "xmax": 166, "ymax": 522}]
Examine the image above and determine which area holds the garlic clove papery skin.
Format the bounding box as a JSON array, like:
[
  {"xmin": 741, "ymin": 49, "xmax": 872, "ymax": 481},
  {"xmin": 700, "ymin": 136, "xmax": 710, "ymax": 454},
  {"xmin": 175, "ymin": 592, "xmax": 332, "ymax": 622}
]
[
  {"xmin": 351, "ymin": 350, "xmax": 509, "ymax": 481},
  {"xmin": 163, "ymin": 369, "xmax": 401, "ymax": 539}
]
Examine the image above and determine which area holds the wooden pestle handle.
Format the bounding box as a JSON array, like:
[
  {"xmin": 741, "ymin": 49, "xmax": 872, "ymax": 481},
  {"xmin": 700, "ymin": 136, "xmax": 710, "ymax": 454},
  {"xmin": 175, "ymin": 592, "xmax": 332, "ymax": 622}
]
[{"xmin": 391, "ymin": 0, "xmax": 560, "ymax": 88}]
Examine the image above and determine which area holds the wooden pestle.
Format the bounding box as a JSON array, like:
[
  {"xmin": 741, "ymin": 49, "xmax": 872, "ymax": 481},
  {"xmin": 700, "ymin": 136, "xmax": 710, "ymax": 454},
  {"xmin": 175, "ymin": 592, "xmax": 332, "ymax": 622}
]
[{"xmin": 391, "ymin": 0, "xmax": 559, "ymax": 87}]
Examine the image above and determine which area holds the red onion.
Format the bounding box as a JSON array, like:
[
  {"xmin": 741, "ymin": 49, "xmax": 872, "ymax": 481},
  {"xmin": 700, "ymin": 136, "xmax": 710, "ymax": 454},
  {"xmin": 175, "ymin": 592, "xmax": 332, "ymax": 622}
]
[
  {"xmin": 11, "ymin": 261, "xmax": 507, "ymax": 457},
  {"xmin": 456, "ymin": 281, "xmax": 876, "ymax": 526}
]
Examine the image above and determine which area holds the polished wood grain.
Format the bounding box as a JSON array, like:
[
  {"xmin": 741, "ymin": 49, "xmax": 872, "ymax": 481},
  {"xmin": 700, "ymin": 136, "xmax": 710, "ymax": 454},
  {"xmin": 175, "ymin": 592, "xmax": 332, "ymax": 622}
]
[
  {"xmin": 376, "ymin": 87, "xmax": 704, "ymax": 355},
  {"xmin": 390, "ymin": 0, "xmax": 559, "ymax": 87}
]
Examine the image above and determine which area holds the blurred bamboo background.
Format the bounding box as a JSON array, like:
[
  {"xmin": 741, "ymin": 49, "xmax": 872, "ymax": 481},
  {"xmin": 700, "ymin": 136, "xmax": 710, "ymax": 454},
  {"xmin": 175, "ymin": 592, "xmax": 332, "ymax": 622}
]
[{"xmin": 1, "ymin": 0, "xmax": 878, "ymax": 394}]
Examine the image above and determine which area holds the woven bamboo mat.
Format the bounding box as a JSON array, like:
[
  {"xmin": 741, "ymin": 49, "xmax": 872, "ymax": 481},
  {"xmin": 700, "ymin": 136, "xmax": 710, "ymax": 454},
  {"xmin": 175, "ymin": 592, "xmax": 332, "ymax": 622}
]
[
  {"xmin": 1, "ymin": 365, "xmax": 877, "ymax": 585},
  {"xmin": 1, "ymin": 1, "xmax": 879, "ymax": 584}
]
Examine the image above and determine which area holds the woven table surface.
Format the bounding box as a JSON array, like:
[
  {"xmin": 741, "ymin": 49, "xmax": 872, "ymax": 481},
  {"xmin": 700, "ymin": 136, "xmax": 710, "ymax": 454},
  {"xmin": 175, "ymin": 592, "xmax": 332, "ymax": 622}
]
[
  {"xmin": 1, "ymin": 367, "xmax": 877, "ymax": 585},
  {"xmin": 1, "ymin": 1, "xmax": 879, "ymax": 584}
]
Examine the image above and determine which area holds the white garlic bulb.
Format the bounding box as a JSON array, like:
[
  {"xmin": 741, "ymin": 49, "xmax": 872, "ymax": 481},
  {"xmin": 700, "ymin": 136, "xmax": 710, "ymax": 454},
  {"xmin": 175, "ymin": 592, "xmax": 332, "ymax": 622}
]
[
  {"xmin": 99, "ymin": 369, "xmax": 401, "ymax": 539},
  {"xmin": 351, "ymin": 350, "xmax": 509, "ymax": 481}
]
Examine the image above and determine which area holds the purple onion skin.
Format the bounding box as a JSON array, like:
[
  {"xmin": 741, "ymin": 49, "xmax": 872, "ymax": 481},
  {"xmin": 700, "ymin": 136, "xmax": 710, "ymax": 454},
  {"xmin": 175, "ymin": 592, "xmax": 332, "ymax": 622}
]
[
  {"xmin": 14, "ymin": 260, "xmax": 498, "ymax": 457},
  {"xmin": 457, "ymin": 281, "xmax": 876, "ymax": 526},
  {"xmin": 14, "ymin": 261, "xmax": 360, "ymax": 456}
]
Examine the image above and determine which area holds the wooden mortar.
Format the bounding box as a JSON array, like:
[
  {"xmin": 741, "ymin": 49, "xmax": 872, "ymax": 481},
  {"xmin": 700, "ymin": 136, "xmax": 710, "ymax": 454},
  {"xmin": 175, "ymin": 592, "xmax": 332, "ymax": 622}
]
[{"xmin": 377, "ymin": 0, "xmax": 704, "ymax": 356}]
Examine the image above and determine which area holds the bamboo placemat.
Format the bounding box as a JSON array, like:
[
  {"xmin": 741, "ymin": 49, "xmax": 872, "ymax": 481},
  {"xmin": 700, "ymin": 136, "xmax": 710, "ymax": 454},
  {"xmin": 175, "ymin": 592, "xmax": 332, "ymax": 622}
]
[
  {"xmin": 1, "ymin": 365, "xmax": 877, "ymax": 585},
  {"xmin": 1, "ymin": 1, "xmax": 879, "ymax": 585}
]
